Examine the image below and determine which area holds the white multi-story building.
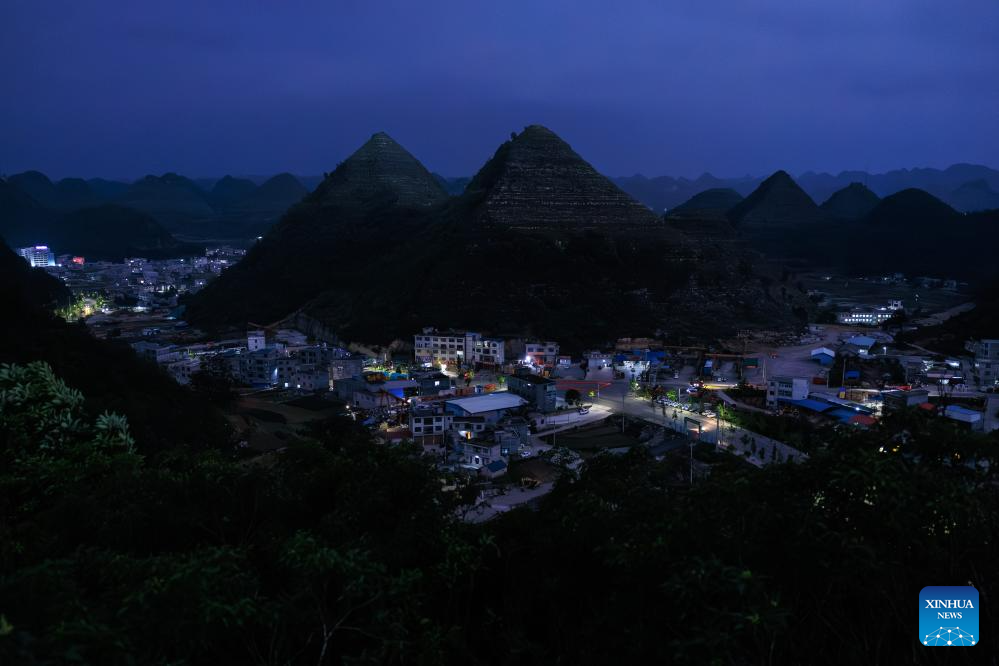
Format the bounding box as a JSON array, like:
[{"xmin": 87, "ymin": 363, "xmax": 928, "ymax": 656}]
[
  {"xmin": 524, "ymin": 341, "xmax": 559, "ymax": 366},
  {"xmin": 967, "ymin": 339, "xmax": 999, "ymax": 387},
  {"xmin": 414, "ymin": 329, "xmax": 504, "ymax": 367},
  {"xmin": 18, "ymin": 245, "xmax": 56, "ymax": 267},
  {"xmin": 467, "ymin": 334, "xmax": 504, "ymax": 366},
  {"xmin": 836, "ymin": 308, "xmax": 894, "ymax": 326},
  {"xmin": 247, "ymin": 330, "xmax": 267, "ymax": 352},
  {"xmin": 766, "ymin": 376, "xmax": 809, "ymax": 407}
]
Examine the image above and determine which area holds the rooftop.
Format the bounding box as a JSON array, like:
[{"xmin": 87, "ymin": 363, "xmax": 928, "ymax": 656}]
[
  {"xmin": 507, "ymin": 372, "xmax": 555, "ymax": 385},
  {"xmin": 447, "ymin": 392, "xmax": 527, "ymax": 414}
]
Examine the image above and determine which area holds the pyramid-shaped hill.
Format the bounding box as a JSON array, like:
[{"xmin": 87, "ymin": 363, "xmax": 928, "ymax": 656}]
[
  {"xmin": 311, "ymin": 132, "xmax": 448, "ymax": 209},
  {"xmin": 668, "ymin": 188, "xmax": 743, "ymax": 220},
  {"xmin": 185, "ymin": 133, "xmax": 446, "ymax": 329},
  {"xmin": 847, "ymin": 189, "xmax": 970, "ymax": 276},
  {"xmin": 820, "ymin": 182, "xmax": 880, "ymax": 220},
  {"xmin": 189, "ymin": 126, "xmax": 809, "ymax": 346},
  {"xmin": 462, "ymin": 125, "xmax": 660, "ymax": 228},
  {"xmin": 864, "ymin": 188, "xmax": 957, "ymax": 229},
  {"xmin": 727, "ymin": 170, "xmax": 823, "ymax": 227}
]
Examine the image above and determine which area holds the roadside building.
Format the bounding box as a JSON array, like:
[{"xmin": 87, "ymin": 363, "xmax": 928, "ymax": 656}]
[
  {"xmin": 837, "ymin": 308, "xmax": 894, "ymax": 326},
  {"xmin": 414, "ymin": 328, "xmax": 504, "ymax": 367},
  {"xmin": 131, "ymin": 341, "xmax": 182, "ymax": 364},
  {"xmin": 413, "ymin": 371, "xmax": 455, "ymax": 397},
  {"xmin": 966, "ymin": 339, "xmax": 999, "ymax": 387},
  {"xmin": 882, "ymin": 389, "xmax": 930, "ymax": 412},
  {"xmin": 505, "ymin": 370, "xmax": 557, "ymax": 413},
  {"xmin": 766, "ymin": 376, "xmax": 809, "ymax": 407},
  {"xmin": 410, "ymin": 404, "xmax": 450, "ymax": 445},
  {"xmin": 467, "ymin": 333, "xmax": 505, "ymax": 366},
  {"xmin": 844, "ymin": 335, "xmax": 876, "ymax": 356}
]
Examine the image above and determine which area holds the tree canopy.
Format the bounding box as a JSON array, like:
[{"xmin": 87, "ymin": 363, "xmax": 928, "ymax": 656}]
[{"xmin": 2, "ymin": 361, "xmax": 997, "ymax": 664}]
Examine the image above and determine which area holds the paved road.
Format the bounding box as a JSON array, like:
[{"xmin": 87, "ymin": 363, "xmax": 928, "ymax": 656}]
[{"xmin": 588, "ymin": 377, "xmax": 808, "ymax": 465}]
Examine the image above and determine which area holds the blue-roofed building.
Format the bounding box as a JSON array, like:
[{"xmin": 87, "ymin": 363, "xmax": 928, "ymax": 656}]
[
  {"xmin": 481, "ymin": 459, "xmax": 508, "ymax": 479},
  {"xmin": 944, "ymin": 405, "xmax": 983, "ymax": 429},
  {"xmin": 827, "ymin": 408, "xmax": 861, "ymax": 423},
  {"xmin": 811, "ymin": 347, "xmax": 836, "ymax": 366},
  {"xmin": 846, "ymin": 335, "xmax": 876, "ymax": 349},
  {"xmin": 786, "ymin": 398, "xmax": 836, "ymax": 414}
]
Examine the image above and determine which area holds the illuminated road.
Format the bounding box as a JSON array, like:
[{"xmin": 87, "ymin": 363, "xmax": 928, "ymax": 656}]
[{"xmin": 589, "ymin": 377, "xmax": 808, "ymax": 466}]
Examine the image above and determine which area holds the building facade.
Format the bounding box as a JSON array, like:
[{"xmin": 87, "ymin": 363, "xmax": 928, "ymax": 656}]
[
  {"xmin": 766, "ymin": 376, "xmax": 809, "ymax": 407},
  {"xmin": 505, "ymin": 370, "xmax": 557, "ymax": 413},
  {"xmin": 18, "ymin": 245, "xmax": 56, "ymax": 267},
  {"xmin": 414, "ymin": 329, "xmax": 504, "ymax": 367},
  {"xmin": 836, "ymin": 308, "xmax": 894, "ymax": 326},
  {"xmin": 968, "ymin": 339, "xmax": 999, "ymax": 387}
]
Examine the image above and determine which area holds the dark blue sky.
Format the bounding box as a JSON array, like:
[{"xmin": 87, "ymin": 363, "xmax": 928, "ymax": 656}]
[{"xmin": 3, "ymin": 0, "xmax": 997, "ymax": 180}]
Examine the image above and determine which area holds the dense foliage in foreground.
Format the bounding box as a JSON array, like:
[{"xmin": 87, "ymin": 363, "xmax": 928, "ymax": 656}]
[{"xmin": 2, "ymin": 362, "xmax": 997, "ymax": 665}]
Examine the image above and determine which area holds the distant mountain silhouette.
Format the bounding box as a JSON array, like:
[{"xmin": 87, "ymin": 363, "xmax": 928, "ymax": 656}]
[
  {"xmin": 613, "ymin": 173, "xmax": 761, "ymax": 213},
  {"xmin": 0, "ymin": 178, "xmax": 61, "ymax": 247},
  {"xmin": 8, "ymin": 171, "xmax": 101, "ymax": 210},
  {"xmin": 57, "ymin": 205, "xmax": 192, "ymax": 260},
  {"xmin": 820, "ymin": 182, "xmax": 881, "ymax": 220},
  {"xmin": 87, "ymin": 178, "xmax": 131, "ymax": 200},
  {"xmin": 0, "ymin": 178, "xmax": 193, "ymax": 261},
  {"xmin": 668, "ymin": 188, "xmax": 743, "ymax": 220},
  {"xmin": 241, "ymin": 173, "xmax": 308, "ymax": 211},
  {"xmin": 948, "ymin": 179, "xmax": 999, "ymax": 213},
  {"xmin": 209, "ymin": 175, "xmax": 258, "ymax": 209},
  {"xmin": 118, "ymin": 173, "xmax": 216, "ymax": 230},
  {"xmin": 611, "ymin": 164, "xmax": 999, "ymax": 214}
]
